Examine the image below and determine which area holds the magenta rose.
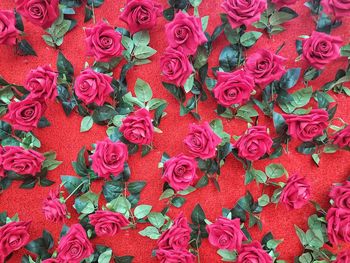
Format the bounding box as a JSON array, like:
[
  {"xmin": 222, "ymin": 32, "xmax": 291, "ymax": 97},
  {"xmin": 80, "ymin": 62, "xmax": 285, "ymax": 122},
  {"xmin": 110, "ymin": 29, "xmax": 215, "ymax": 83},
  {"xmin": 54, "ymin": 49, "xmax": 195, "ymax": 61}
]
[
  {"xmin": 326, "ymin": 207, "xmax": 350, "ymax": 245},
  {"xmin": 165, "ymin": 12, "xmax": 207, "ymax": 55},
  {"xmin": 332, "ymin": 126, "xmax": 350, "ymax": 148},
  {"xmin": 162, "ymin": 154, "xmax": 197, "ymax": 191},
  {"xmin": 0, "ymin": 10, "xmax": 19, "ymax": 46},
  {"xmin": 156, "ymin": 249, "xmax": 195, "ymax": 263},
  {"xmin": 233, "ymin": 126, "xmax": 272, "ymax": 161},
  {"xmin": 322, "ymin": 0, "xmax": 350, "ymax": 18},
  {"xmin": 89, "ymin": 210, "xmax": 129, "ymax": 236},
  {"xmin": 57, "ymin": 224, "xmax": 94, "ymax": 263},
  {"xmin": 213, "ymin": 70, "xmax": 255, "ymax": 107},
  {"xmin": 0, "ymin": 148, "xmax": 5, "ymax": 178},
  {"xmin": 184, "ymin": 122, "xmax": 222, "ymax": 159},
  {"xmin": 329, "ymin": 181, "xmax": 350, "ymax": 209},
  {"xmin": 120, "ymin": 108, "xmax": 154, "ymax": 145},
  {"xmin": 271, "ymin": 0, "xmax": 297, "ymax": 5},
  {"xmin": 120, "ymin": 0, "xmax": 163, "ymax": 34},
  {"xmin": 25, "ymin": 65, "xmax": 58, "ymax": 101},
  {"xmin": 160, "ymin": 46, "xmax": 193, "ymax": 87},
  {"xmin": 15, "ymin": 0, "xmax": 59, "ymax": 29},
  {"xmin": 334, "ymin": 250, "xmax": 350, "ymax": 263},
  {"xmin": 5, "ymin": 98, "xmax": 47, "ymax": 132},
  {"xmin": 85, "ymin": 21, "xmax": 123, "ymax": 62},
  {"xmin": 279, "ymin": 174, "xmax": 310, "ymax": 210},
  {"xmin": 91, "ymin": 138, "xmax": 128, "ymax": 179},
  {"xmin": 2, "ymin": 146, "xmax": 44, "ymax": 176},
  {"xmin": 222, "ymin": 0, "xmax": 267, "ymax": 28},
  {"xmin": 302, "ymin": 31, "xmax": 342, "ymax": 69},
  {"xmin": 42, "ymin": 189, "xmax": 68, "ymax": 223},
  {"xmin": 283, "ymin": 109, "xmax": 329, "ymax": 142},
  {"xmin": 74, "ymin": 68, "xmax": 113, "ymax": 106},
  {"xmin": 206, "ymin": 217, "xmax": 247, "ymax": 250},
  {"xmin": 237, "ymin": 241, "xmax": 272, "ymax": 263},
  {"xmin": 245, "ymin": 49, "xmax": 286, "ymax": 86}
]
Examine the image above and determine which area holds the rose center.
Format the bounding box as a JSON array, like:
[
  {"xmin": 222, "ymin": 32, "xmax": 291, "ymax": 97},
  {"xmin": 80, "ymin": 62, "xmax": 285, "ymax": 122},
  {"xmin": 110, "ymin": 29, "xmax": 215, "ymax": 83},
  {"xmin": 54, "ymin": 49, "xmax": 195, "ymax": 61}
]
[{"xmin": 29, "ymin": 4, "xmax": 44, "ymax": 19}]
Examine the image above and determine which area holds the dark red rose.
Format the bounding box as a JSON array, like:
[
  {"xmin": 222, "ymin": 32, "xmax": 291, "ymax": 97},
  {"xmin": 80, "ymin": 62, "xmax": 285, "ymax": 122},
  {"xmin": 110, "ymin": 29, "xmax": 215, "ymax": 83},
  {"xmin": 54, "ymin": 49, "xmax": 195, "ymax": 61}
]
[
  {"xmin": 280, "ymin": 174, "xmax": 310, "ymax": 209},
  {"xmin": 334, "ymin": 250, "xmax": 350, "ymax": 263},
  {"xmin": 271, "ymin": 0, "xmax": 297, "ymax": 5},
  {"xmin": 89, "ymin": 210, "xmax": 129, "ymax": 236},
  {"xmin": 0, "ymin": 10, "xmax": 19, "ymax": 46},
  {"xmin": 156, "ymin": 249, "xmax": 195, "ymax": 263},
  {"xmin": 326, "ymin": 207, "xmax": 350, "ymax": 245},
  {"xmin": 237, "ymin": 241, "xmax": 272, "ymax": 263},
  {"xmin": 332, "ymin": 125, "xmax": 350, "ymax": 148},
  {"xmin": 42, "ymin": 189, "xmax": 68, "ymax": 223},
  {"xmin": 322, "ymin": 0, "xmax": 350, "ymax": 18},
  {"xmin": 329, "ymin": 181, "xmax": 350, "ymax": 209}
]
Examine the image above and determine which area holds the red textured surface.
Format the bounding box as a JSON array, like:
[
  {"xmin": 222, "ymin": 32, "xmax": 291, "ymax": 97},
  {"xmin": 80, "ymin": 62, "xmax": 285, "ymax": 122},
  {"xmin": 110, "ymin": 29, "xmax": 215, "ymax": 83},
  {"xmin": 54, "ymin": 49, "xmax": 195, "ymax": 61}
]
[{"xmin": 0, "ymin": 0, "xmax": 350, "ymax": 262}]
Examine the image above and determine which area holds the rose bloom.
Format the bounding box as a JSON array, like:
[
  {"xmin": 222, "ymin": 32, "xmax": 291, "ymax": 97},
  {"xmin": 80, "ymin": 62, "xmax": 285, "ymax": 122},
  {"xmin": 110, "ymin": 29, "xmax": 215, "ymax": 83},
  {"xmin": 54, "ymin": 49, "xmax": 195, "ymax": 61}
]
[
  {"xmin": 56, "ymin": 224, "xmax": 94, "ymax": 263},
  {"xmin": 15, "ymin": 0, "xmax": 59, "ymax": 29},
  {"xmin": 160, "ymin": 46, "xmax": 193, "ymax": 87},
  {"xmin": 42, "ymin": 259, "xmax": 59, "ymax": 263},
  {"xmin": 120, "ymin": 0, "xmax": 163, "ymax": 34},
  {"xmin": 332, "ymin": 126, "xmax": 350, "ymax": 148},
  {"xmin": 2, "ymin": 146, "xmax": 44, "ymax": 176},
  {"xmin": 0, "ymin": 147, "xmax": 5, "ymax": 178},
  {"xmin": 326, "ymin": 207, "xmax": 350, "ymax": 245},
  {"xmin": 322, "ymin": 0, "xmax": 350, "ymax": 18},
  {"xmin": 206, "ymin": 217, "xmax": 247, "ymax": 250},
  {"xmin": 279, "ymin": 174, "xmax": 310, "ymax": 210},
  {"xmin": 25, "ymin": 65, "xmax": 58, "ymax": 101},
  {"xmin": 222, "ymin": 0, "xmax": 267, "ymax": 28},
  {"xmin": 162, "ymin": 154, "xmax": 197, "ymax": 191},
  {"xmin": 74, "ymin": 68, "xmax": 113, "ymax": 106},
  {"xmin": 237, "ymin": 241, "xmax": 273, "ymax": 263},
  {"xmin": 5, "ymin": 97, "xmax": 47, "ymax": 132},
  {"xmin": 89, "ymin": 210, "xmax": 129, "ymax": 237},
  {"xmin": 42, "ymin": 189, "xmax": 68, "ymax": 223},
  {"xmin": 165, "ymin": 12, "xmax": 207, "ymax": 55},
  {"xmin": 334, "ymin": 250, "xmax": 350, "ymax": 263},
  {"xmin": 91, "ymin": 138, "xmax": 128, "ymax": 179},
  {"xmin": 156, "ymin": 249, "xmax": 195, "ymax": 263},
  {"xmin": 0, "ymin": 10, "xmax": 19, "ymax": 46},
  {"xmin": 120, "ymin": 108, "xmax": 154, "ymax": 145},
  {"xmin": 85, "ymin": 21, "xmax": 123, "ymax": 62},
  {"xmin": 283, "ymin": 109, "xmax": 329, "ymax": 142},
  {"xmin": 233, "ymin": 126, "xmax": 272, "ymax": 161},
  {"xmin": 184, "ymin": 122, "xmax": 222, "ymax": 159},
  {"xmin": 302, "ymin": 31, "xmax": 342, "ymax": 69},
  {"xmin": 213, "ymin": 70, "xmax": 255, "ymax": 107},
  {"xmin": 271, "ymin": 0, "xmax": 297, "ymax": 5},
  {"xmin": 245, "ymin": 49, "xmax": 286, "ymax": 86},
  {"xmin": 329, "ymin": 181, "xmax": 350, "ymax": 209}
]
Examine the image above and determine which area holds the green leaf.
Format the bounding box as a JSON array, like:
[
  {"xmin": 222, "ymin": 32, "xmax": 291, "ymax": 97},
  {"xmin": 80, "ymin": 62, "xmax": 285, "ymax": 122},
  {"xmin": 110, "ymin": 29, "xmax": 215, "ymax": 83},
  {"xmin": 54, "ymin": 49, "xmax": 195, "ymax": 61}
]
[
  {"xmin": 171, "ymin": 196, "xmax": 186, "ymax": 208},
  {"xmin": 184, "ymin": 74, "xmax": 195, "ymax": 93},
  {"xmin": 114, "ymin": 256, "xmax": 134, "ymax": 263},
  {"xmin": 133, "ymin": 31, "xmax": 150, "ymax": 46},
  {"xmin": 74, "ymin": 191, "xmax": 99, "ymax": 214},
  {"xmin": 217, "ymin": 249, "xmax": 236, "ymax": 262},
  {"xmin": 148, "ymin": 212, "xmax": 165, "ymax": 228},
  {"xmin": 92, "ymin": 105, "xmax": 117, "ymax": 123},
  {"xmin": 127, "ymin": 181, "xmax": 146, "ymax": 194},
  {"xmin": 280, "ymin": 68, "xmax": 301, "ymax": 89},
  {"xmin": 60, "ymin": 176, "xmax": 82, "ymax": 194},
  {"xmin": 107, "ymin": 196, "xmax": 131, "ymax": 217},
  {"xmin": 270, "ymin": 10, "xmax": 298, "ymax": 26},
  {"xmin": 297, "ymin": 142, "xmax": 316, "ymax": 155},
  {"xmin": 312, "ymin": 153, "xmax": 320, "ymax": 166},
  {"xmin": 80, "ymin": 116, "xmax": 93, "ymax": 132},
  {"xmin": 57, "ymin": 52, "xmax": 74, "ymax": 80},
  {"xmin": 139, "ymin": 226, "xmax": 160, "ymax": 239},
  {"xmin": 159, "ymin": 189, "xmax": 175, "ymax": 200},
  {"xmin": 219, "ymin": 45, "xmax": 241, "ymax": 72},
  {"xmin": 162, "ymin": 82, "xmax": 185, "ymax": 102},
  {"xmin": 17, "ymin": 40, "xmax": 37, "ymax": 56},
  {"xmin": 265, "ymin": 164, "xmax": 285, "ymax": 178},
  {"xmin": 236, "ymin": 104, "xmax": 258, "ymax": 123},
  {"xmin": 87, "ymin": 0, "xmax": 104, "ymax": 7},
  {"xmin": 134, "ymin": 205, "xmax": 152, "ymax": 219},
  {"xmin": 98, "ymin": 248, "xmax": 112, "ymax": 263},
  {"xmin": 178, "ymin": 186, "xmax": 196, "ymax": 196},
  {"xmin": 258, "ymin": 194, "xmax": 270, "ymax": 207},
  {"xmin": 340, "ymin": 44, "xmax": 350, "ymax": 57},
  {"xmin": 147, "ymin": 98, "xmax": 167, "ymax": 110},
  {"xmin": 135, "ymin": 79, "xmax": 153, "ymax": 102},
  {"xmin": 240, "ymin": 31, "xmax": 262, "ymax": 47},
  {"xmin": 191, "ymin": 204, "xmax": 206, "ymax": 225},
  {"xmin": 134, "ymin": 46, "xmax": 156, "ymax": 59}
]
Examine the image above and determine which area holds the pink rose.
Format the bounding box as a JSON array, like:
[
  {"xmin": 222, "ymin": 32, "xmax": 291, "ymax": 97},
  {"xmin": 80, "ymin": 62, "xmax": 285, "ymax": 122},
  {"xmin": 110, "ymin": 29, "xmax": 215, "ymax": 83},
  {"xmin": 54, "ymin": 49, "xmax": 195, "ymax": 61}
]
[
  {"xmin": 15, "ymin": 0, "xmax": 59, "ymax": 29},
  {"xmin": 0, "ymin": 10, "xmax": 19, "ymax": 46},
  {"xmin": 2, "ymin": 146, "xmax": 44, "ymax": 176},
  {"xmin": 245, "ymin": 49, "xmax": 286, "ymax": 86},
  {"xmin": 332, "ymin": 125, "xmax": 350, "ymax": 148},
  {"xmin": 283, "ymin": 109, "xmax": 329, "ymax": 142},
  {"xmin": 184, "ymin": 122, "xmax": 222, "ymax": 159},
  {"xmin": 160, "ymin": 47, "xmax": 193, "ymax": 87},
  {"xmin": 91, "ymin": 138, "xmax": 128, "ymax": 179},
  {"xmin": 271, "ymin": 0, "xmax": 297, "ymax": 5},
  {"xmin": 329, "ymin": 181, "xmax": 350, "ymax": 209},
  {"xmin": 85, "ymin": 21, "xmax": 123, "ymax": 62},
  {"xmin": 89, "ymin": 210, "xmax": 129, "ymax": 236},
  {"xmin": 25, "ymin": 65, "xmax": 58, "ymax": 101},
  {"xmin": 162, "ymin": 154, "xmax": 197, "ymax": 191},
  {"xmin": 213, "ymin": 70, "xmax": 255, "ymax": 107},
  {"xmin": 233, "ymin": 126, "xmax": 272, "ymax": 161},
  {"xmin": 42, "ymin": 259, "xmax": 59, "ymax": 263},
  {"xmin": 237, "ymin": 241, "xmax": 272, "ymax": 263},
  {"xmin": 334, "ymin": 250, "xmax": 350, "ymax": 263},
  {"xmin": 222, "ymin": 0, "xmax": 267, "ymax": 28},
  {"xmin": 120, "ymin": 108, "xmax": 154, "ymax": 145},
  {"xmin": 5, "ymin": 98, "xmax": 47, "ymax": 132},
  {"xmin": 206, "ymin": 217, "xmax": 247, "ymax": 250},
  {"xmin": 165, "ymin": 12, "xmax": 207, "ymax": 55},
  {"xmin": 74, "ymin": 68, "xmax": 113, "ymax": 106},
  {"xmin": 302, "ymin": 31, "xmax": 342, "ymax": 69},
  {"xmin": 326, "ymin": 207, "xmax": 350, "ymax": 245},
  {"xmin": 279, "ymin": 174, "xmax": 310, "ymax": 209},
  {"xmin": 42, "ymin": 189, "xmax": 68, "ymax": 223},
  {"xmin": 120, "ymin": 0, "xmax": 163, "ymax": 34},
  {"xmin": 322, "ymin": 0, "xmax": 350, "ymax": 18},
  {"xmin": 156, "ymin": 249, "xmax": 195, "ymax": 263}
]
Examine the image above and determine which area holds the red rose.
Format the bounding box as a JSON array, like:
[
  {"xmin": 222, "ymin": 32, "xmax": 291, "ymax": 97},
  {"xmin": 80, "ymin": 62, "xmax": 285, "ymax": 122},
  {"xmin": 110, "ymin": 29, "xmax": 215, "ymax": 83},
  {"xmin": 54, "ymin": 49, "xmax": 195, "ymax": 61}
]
[
  {"xmin": 160, "ymin": 46, "xmax": 193, "ymax": 87},
  {"xmin": 279, "ymin": 174, "xmax": 310, "ymax": 209},
  {"xmin": 89, "ymin": 210, "xmax": 129, "ymax": 237},
  {"xmin": 120, "ymin": 0, "xmax": 163, "ymax": 34},
  {"xmin": 222, "ymin": 0, "xmax": 267, "ymax": 28},
  {"xmin": 162, "ymin": 154, "xmax": 197, "ymax": 191},
  {"xmin": 91, "ymin": 138, "xmax": 128, "ymax": 179},
  {"xmin": 271, "ymin": 0, "xmax": 297, "ymax": 5},
  {"xmin": 326, "ymin": 207, "xmax": 350, "ymax": 245},
  {"xmin": 165, "ymin": 12, "xmax": 207, "ymax": 55},
  {"xmin": 5, "ymin": 98, "xmax": 47, "ymax": 132},
  {"xmin": 42, "ymin": 189, "xmax": 68, "ymax": 223},
  {"xmin": 15, "ymin": 0, "xmax": 59, "ymax": 29},
  {"xmin": 237, "ymin": 241, "xmax": 272, "ymax": 263},
  {"xmin": 283, "ymin": 109, "xmax": 329, "ymax": 142},
  {"xmin": 302, "ymin": 31, "xmax": 342, "ymax": 69},
  {"xmin": 0, "ymin": 221, "xmax": 31, "ymax": 259},
  {"xmin": 25, "ymin": 65, "xmax": 58, "ymax": 101},
  {"xmin": 206, "ymin": 217, "xmax": 247, "ymax": 250},
  {"xmin": 0, "ymin": 10, "xmax": 19, "ymax": 46},
  {"xmin": 85, "ymin": 21, "xmax": 123, "ymax": 62},
  {"xmin": 2, "ymin": 146, "xmax": 44, "ymax": 176},
  {"xmin": 332, "ymin": 126, "xmax": 350, "ymax": 148},
  {"xmin": 329, "ymin": 181, "xmax": 350, "ymax": 209},
  {"xmin": 120, "ymin": 108, "xmax": 154, "ymax": 145},
  {"xmin": 233, "ymin": 126, "xmax": 272, "ymax": 161},
  {"xmin": 334, "ymin": 250, "xmax": 350, "ymax": 263},
  {"xmin": 156, "ymin": 249, "xmax": 195, "ymax": 263},
  {"xmin": 74, "ymin": 68, "xmax": 113, "ymax": 106},
  {"xmin": 0, "ymin": 149, "xmax": 5, "ymax": 178},
  {"xmin": 184, "ymin": 122, "xmax": 222, "ymax": 159},
  {"xmin": 57, "ymin": 224, "xmax": 94, "ymax": 263},
  {"xmin": 213, "ymin": 70, "xmax": 255, "ymax": 107},
  {"xmin": 245, "ymin": 49, "xmax": 286, "ymax": 86},
  {"xmin": 322, "ymin": 0, "xmax": 350, "ymax": 18}
]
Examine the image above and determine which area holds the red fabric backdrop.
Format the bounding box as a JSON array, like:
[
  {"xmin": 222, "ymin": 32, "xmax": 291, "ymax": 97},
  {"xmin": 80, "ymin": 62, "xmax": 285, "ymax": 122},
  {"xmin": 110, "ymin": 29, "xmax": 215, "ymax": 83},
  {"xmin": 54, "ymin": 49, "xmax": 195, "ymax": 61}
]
[{"xmin": 0, "ymin": 0, "xmax": 350, "ymax": 262}]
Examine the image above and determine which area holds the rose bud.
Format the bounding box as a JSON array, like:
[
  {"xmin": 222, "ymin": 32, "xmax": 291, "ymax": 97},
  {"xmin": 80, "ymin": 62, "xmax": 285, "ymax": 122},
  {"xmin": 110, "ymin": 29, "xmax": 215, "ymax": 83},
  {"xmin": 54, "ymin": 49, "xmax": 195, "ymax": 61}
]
[
  {"xmin": 42, "ymin": 189, "xmax": 68, "ymax": 223},
  {"xmin": 0, "ymin": 10, "xmax": 20, "ymax": 46}
]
